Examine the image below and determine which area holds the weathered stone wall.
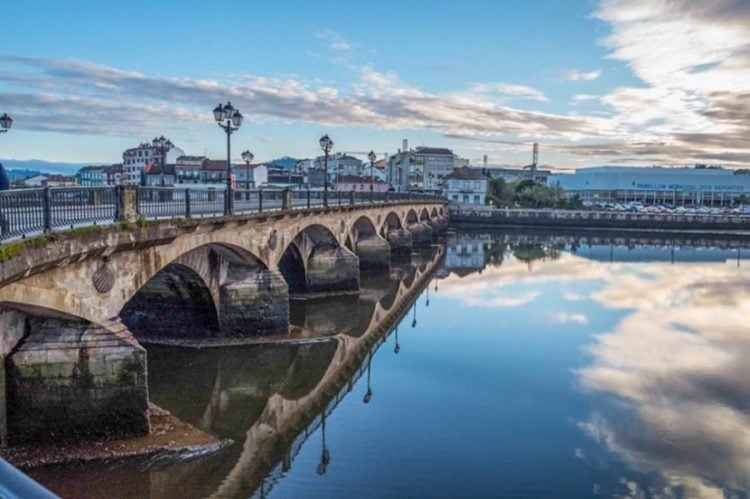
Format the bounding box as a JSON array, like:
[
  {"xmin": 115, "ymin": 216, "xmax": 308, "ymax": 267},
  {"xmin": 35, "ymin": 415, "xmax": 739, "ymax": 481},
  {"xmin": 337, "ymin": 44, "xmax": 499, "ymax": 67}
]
[
  {"xmin": 219, "ymin": 267, "xmax": 289, "ymax": 337},
  {"xmin": 6, "ymin": 316, "xmax": 149, "ymax": 445},
  {"xmin": 305, "ymin": 247, "xmax": 360, "ymax": 294}
]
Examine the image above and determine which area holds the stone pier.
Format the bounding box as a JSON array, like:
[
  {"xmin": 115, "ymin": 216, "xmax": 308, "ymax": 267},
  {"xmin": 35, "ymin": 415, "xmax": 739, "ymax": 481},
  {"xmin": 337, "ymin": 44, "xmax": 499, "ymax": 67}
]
[
  {"xmin": 353, "ymin": 236, "xmax": 391, "ymax": 272},
  {"xmin": 219, "ymin": 266, "xmax": 289, "ymax": 337},
  {"xmin": 4, "ymin": 316, "xmax": 148, "ymax": 445},
  {"xmin": 386, "ymin": 228, "xmax": 413, "ymax": 255},
  {"xmin": 304, "ymin": 247, "xmax": 360, "ymax": 294},
  {"xmin": 408, "ymin": 222, "xmax": 434, "ymax": 246}
]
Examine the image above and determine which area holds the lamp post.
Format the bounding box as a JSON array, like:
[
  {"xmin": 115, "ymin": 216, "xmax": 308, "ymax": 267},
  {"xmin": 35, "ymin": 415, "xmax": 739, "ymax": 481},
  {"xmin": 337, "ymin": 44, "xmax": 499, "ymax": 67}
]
[
  {"xmin": 241, "ymin": 150, "xmax": 254, "ymax": 189},
  {"xmin": 319, "ymin": 134, "xmax": 333, "ymax": 207},
  {"xmin": 152, "ymin": 135, "xmax": 174, "ymax": 187},
  {"xmin": 0, "ymin": 113, "xmax": 12, "ymax": 134},
  {"xmin": 368, "ymin": 150, "xmax": 376, "ymax": 202},
  {"xmin": 213, "ymin": 101, "xmax": 244, "ymax": 215}
]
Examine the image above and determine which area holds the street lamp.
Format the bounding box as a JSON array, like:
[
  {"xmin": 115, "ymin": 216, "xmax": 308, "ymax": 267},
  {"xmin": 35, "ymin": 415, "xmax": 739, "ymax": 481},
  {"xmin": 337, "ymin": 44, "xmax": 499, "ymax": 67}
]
[
  {"xmin": 319, "ymin": 134, "xmax": 333, "ymax": 207},
  {"xmin": 152, "ymin": 135, "xmax": 174, "ymax": 186},
  {"xmin": 368, "ymin": 150, "xmax": 376, "ymax": 202},
  {"xmin": 213, "ymin": 101, "xmax": 244, "ymax": 215},
  {"xmin": 0, "ymin": 113, "xmax": 12, "ymax": 134},
  {"xmin": 241, "ymin": 150, "xmax": 254, "ymax": 189}
]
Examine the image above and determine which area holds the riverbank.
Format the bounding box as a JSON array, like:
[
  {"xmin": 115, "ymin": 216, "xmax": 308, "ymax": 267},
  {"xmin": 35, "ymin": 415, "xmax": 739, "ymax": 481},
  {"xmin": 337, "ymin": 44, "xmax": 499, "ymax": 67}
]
[
  {"xmin": 450, "ymin": 206, "xmax": 750, "ymax": 237},
  {"xmin": 1, "ymin": 404, "xmax": 230, "ymax": 470}
]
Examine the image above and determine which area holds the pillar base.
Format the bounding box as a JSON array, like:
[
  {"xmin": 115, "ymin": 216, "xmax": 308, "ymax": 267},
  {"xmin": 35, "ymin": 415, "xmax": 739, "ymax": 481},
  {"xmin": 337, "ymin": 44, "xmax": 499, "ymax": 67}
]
[
  {"xmin": 355, "ymin": 236, "xmax": 391, "ymax": 273},
  {"xmin": 408, "ymin": 223, "xmax": 434, "ymax": 246},
  {"xmin": 6, "ymin": 317, "xmax": 149, "ymax": 445},
  {"xmin": 386, "ymin": 228, "xmax": 413, "ymax": 255},
  {"xmin": 305, "ymin": 247, "xmax": 360, "ymax": 294},
  {"xmin": 220, "ymin": 267, "xmax": 289, "ymax": 337}
]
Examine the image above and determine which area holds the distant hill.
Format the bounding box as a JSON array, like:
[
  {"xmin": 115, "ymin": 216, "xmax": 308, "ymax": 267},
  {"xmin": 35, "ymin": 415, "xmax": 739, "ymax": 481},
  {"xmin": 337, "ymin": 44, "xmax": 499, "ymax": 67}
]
[
  {"xmin": 268, "ymin": 156, "xmax": 299, "ymax": 170},
  {"xmin": 0, "ymin": 159, "xmax": 98, "ymax": 176}
]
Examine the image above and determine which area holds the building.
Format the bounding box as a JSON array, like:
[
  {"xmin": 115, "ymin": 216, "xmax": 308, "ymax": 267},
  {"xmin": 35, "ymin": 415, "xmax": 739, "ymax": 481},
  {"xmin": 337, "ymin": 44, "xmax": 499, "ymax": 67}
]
[
  {"xmin": 144, "ymin": 163, "xmax": 176, "ymax": 186},
  {"xmin": 122, "ymin": 142, "xmax": 185, "ymax": 185},
  {"xmin": 103, "ymin": 164, "xmax": 124, "ymax": 185},
  {"xmin": 334, "ymin": 175, "xmax": 389, "ymax": 192},
  {"xmin": 23, "ymin": 174, "xmax": 47, "ymax": 187},
  {"xmin": 267, "ymin": 166, "xmax": 304, "ymax": 187},
  {"xmin": 77, "ymin": 164, "xmax": 124, "ymax": 186},
  {"xmin": 413, "ymin": 146, "xmax": 457, "ymax": 191},
  {"xmin": 386, "ymin": 140, "xmax": 466, "ymax": 192},
  {"xmin": 547, "ymin": 166, "xmax": 750, "ymax": 207},
  {"xmin": 175, "ymin": 156, "xmax": 206, "ymax": 184},
  {"xmin": 200, "ymin": 160, "xmax": 229, "ymax": 184},
  {"xmin": 77, "ymin": 166, "xmax": 105, "ymax": 186},
  {"xmin": 485, "ymin": 166, "xmax": 551, "ymax": 184},
  {"xmin": 234, "ymin": 163, "xmax": 268, "ymax": 188},
  {"xmin": 444, "ymin": 167, "xmax": 489, "ymax": 205}
]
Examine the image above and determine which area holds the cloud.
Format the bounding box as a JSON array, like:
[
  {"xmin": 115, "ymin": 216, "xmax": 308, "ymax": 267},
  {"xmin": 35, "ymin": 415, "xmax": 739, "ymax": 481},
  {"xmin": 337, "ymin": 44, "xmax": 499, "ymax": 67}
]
[
  {"xmin": 564, "ymin": 69, "xmax": 602, "ymax": 81},
  {"xmin": 0, "ymin": 56, "xmax": 602, "ymax": 142},
  {"xmin": 547, "ymin": 311, "xmax": 588, "ymax": 324},
  {"xmin": 466, "ymin": 82, "xmax": 549, "ymax": 102},
  {"xmin": 578, "ymin": 259, "xmax": 750, "ymax": 494},
  {"xmin": 315, "ymin": 29, "xmax": 354, "ymax": 52}
]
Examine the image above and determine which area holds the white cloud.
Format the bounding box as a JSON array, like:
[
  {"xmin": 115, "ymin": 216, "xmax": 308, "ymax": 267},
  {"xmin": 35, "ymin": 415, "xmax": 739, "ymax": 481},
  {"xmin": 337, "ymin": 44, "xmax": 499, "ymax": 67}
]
[
  {"xmin": 314, "ymin": 29, "xmax": 354, "ymax": 52},
  {"xmin": 467, "ymin": 82, "xmax": 549, "ymax": 102},
  {"xmin": 548, "ymin": 311, "xmax": 589, "ymax": 324},
  {"xmin": 564, "ymin": 69, "xmax": 602, "ymax": 81}
]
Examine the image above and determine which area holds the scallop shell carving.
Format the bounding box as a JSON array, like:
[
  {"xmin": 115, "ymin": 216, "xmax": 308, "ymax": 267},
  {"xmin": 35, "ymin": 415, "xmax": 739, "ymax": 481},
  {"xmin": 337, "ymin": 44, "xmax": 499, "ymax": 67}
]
[{"xmin": 93, "ymin": 264, "xmax": 115, "ymax": 294}]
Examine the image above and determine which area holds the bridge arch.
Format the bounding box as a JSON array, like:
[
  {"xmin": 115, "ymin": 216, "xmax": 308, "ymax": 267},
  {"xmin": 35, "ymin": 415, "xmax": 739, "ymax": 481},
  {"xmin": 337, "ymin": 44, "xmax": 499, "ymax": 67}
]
[
  {"xmin": 419, "ymin": 207, "xmax": 430, "ymax": 222},
  {"xmin": 278, "ymin": 223, "xmax": 360, "ymax": 296}
]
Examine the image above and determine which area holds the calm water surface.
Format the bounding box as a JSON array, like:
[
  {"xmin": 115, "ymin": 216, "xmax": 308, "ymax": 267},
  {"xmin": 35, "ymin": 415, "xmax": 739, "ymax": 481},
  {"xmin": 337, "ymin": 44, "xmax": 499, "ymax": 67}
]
[{"xmin": 32, "ymin": 231, "xmax": 750, "ymax": 498}]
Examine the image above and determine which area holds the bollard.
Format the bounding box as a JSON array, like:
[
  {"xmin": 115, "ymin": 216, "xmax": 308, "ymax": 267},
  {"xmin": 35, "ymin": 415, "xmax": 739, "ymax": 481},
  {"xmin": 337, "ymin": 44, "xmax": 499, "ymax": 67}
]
[{"xmin": 282, "ymin": 188, "xmax": 292, "ymax": 211}]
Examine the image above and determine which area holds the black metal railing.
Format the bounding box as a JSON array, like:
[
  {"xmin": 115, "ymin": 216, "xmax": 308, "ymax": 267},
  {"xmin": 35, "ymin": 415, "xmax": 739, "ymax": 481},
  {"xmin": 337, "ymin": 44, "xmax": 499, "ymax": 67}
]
[{"xmin": 0, "ymin": 186, "xmax": 443, "ymax": 241}]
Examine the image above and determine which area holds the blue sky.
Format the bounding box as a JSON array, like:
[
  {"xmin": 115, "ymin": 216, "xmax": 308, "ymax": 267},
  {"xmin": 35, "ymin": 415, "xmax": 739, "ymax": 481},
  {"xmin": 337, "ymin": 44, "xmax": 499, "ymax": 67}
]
[{"xmin": 1, "ymin": 0, "xmax": 749, "ymax": 168}]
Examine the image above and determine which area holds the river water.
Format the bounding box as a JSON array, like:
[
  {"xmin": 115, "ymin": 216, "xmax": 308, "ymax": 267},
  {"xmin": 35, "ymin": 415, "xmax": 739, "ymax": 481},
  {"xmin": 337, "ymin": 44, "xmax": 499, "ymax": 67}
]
[{"xmin": 30, "ymin": 229, "xmax": 750, "ymax": 498}]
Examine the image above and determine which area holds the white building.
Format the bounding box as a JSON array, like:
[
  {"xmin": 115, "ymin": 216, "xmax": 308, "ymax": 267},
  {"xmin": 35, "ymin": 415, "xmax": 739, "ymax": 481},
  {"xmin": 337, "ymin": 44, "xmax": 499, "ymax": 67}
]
[
  {"xmin": 122, "ymin": 142, "xmax": 185, "ymax": 185},
  {"xmin": 548, "ymin": 166, "xmax": 750, "ymax": 207},
  {"xmin": 234, "ymin": 163, "xmax": 268, "ymax": 188},
  {"xmin": 444, "ymin": 167, "xmax": 488, "ymax": 205}
]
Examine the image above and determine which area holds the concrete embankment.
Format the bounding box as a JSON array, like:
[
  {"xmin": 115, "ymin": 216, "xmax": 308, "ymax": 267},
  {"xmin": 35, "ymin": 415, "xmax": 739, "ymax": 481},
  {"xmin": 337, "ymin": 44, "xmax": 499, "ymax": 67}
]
[{"xmin": 450, "ymin": 206, "xmax": 750, "ymax": 237}]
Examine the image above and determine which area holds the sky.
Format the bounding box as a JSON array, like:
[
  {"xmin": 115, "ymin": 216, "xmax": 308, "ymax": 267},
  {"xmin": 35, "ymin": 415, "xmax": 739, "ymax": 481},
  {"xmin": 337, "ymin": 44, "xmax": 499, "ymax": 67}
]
[{"xmin": 1, "ymin": 0, "xmax": 749, "ymax": 169}]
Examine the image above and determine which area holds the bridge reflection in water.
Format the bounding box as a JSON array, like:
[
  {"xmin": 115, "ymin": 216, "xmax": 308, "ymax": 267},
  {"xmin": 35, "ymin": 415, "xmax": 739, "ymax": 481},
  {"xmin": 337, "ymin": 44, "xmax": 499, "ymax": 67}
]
[{"xmin": 29, "ymin": 244, "xmax": 444, "ymax": 498}]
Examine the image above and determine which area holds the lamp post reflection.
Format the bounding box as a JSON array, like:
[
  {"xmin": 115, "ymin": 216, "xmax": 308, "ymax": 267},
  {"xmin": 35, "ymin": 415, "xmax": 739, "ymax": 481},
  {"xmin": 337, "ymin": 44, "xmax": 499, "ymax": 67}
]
[
  {"xmin": 363, "ymin": 352, "xmax": 373, "ymax": 404},
  {"xmin": 316, "ymin": 412, "xmax": 331, "ymax": 475},
  {"xmin": 411, "ymin": 302, "xmax": 417, "ymax": 328},
  {"xmin": 393, "ymin": 326, "xmax": 400, "ymax": 354},
  {"xmin": 425, "ymin": 285, "xmax": 430, "ymax": 307}
]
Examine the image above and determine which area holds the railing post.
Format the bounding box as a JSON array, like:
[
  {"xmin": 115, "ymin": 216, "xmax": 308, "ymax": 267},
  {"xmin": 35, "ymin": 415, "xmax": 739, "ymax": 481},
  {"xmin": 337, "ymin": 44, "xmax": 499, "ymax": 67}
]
[
  {"xmin": 350, "ymin": 190, "xmax": 355, "ymax": 206},
  {"xmin": 338, "ymin": 190, "xmax": 342, "ymax": 206},
  {"xmin": 259, "ymin": 189, "xmax": 263, "ymax": 212},
  {"xmin": 307, "ymin": 188, "xmax": 311, "ymax": 209},
  {"xmin": 282, "ymin": 188, "xmax": 292, "ymax": 211},
  {"xmin": 114, "ymin": 186, "xmax": 123, "ymax": 221},
  {"xmin": 185, "ymin": 188, "xmax": 191, "ymax": 218},
  {"xmin": 42, "ymin": 187, "xmax": 52, "ymax": 233}
]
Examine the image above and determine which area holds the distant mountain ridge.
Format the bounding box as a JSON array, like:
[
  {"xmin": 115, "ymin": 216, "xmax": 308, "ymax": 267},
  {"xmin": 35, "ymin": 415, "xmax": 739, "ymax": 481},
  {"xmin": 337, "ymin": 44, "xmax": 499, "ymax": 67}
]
[{"xmin": 0, "ymin": 159, "xmax": 100, "ymax": 176}]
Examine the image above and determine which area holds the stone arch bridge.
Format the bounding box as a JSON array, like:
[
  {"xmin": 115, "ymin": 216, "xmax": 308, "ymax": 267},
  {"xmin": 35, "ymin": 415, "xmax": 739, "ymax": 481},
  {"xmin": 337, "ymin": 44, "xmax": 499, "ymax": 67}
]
[{"xmin": 0, "ymin": 199, "xmax": 446, "ymax": 447}]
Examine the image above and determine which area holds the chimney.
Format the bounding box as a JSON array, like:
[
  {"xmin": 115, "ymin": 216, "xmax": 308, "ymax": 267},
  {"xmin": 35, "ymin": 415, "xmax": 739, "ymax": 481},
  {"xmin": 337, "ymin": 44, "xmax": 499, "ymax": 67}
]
[{"xmin": 402, "ymin": 139, "xmax": 408, "ymax": 152}]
